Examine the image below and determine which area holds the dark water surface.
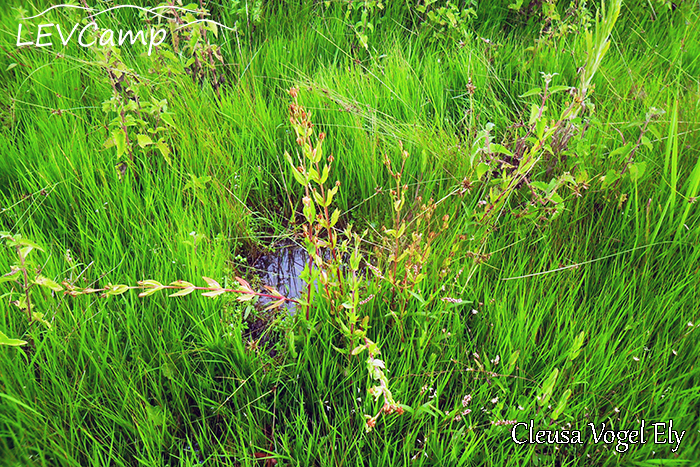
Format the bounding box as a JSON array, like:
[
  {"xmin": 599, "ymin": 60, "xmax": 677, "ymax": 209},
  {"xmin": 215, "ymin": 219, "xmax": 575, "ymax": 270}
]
[{"xmin": 252, "ymin": 244, "xmax": 308, "ymax": 313}]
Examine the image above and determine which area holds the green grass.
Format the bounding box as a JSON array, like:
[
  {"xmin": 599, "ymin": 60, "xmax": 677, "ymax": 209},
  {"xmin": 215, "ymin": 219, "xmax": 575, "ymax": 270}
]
[{"xmin": 0, "ymin": 0, "xmax": 699, "ymax": 465}]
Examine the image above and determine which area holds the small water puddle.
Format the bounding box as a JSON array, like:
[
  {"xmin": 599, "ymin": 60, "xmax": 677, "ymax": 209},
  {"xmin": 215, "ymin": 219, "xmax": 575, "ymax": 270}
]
[{"xmin": 251, "ymin": 243, "xmax": 308, "ymax": 313}]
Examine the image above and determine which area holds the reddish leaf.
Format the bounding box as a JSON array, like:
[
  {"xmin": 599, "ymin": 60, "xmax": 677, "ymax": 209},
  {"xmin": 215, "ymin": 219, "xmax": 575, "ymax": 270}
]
[{"xmin": 235, "ymin": 276, "xmax": 252, "ymax": 291}]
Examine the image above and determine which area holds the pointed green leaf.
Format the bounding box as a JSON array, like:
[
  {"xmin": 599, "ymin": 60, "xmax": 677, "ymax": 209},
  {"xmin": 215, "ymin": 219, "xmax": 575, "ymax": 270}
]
[
  {"xmin": 537, "ymin": 368, "xmax": 559, "ymax": 408},
  {"xmin": 15, "ymin": 238, "xmax": 44, "ymax": 250},
  {"xmin": 284, "ymin": 151, "xmax": 295, "ymax": 168},
  {"xmin": 320, "ymin": 164, "xmax": 330, "ymax": 184},
  {"xmin": 601, "ymin": 169, "xmax": 620, "ymax": 188},
  {"xmin": 106, "ymin": 284, "xmax": 129, "ymax": 296},
  {"xmin": 291, "ymin": 166, "xmax": 307, "ymax": 186},
  {"xmin": 34, "ymin": 275, "xmax": 63, "ymax": 292},
  {"xmin": 136, "ymin": 134, "xmax": 153, "ymax": 148},
  {"xmin": 288, "ymin": 330, "xmax": 297, "ymax": 358},
  {"xmin": 313, "ymin": 190, "xmax": 325, "ymax": 207},
  {"xmin": 529, "ymin": 103, "xmax": 541, "ymax": 125},
  {"xmin": 137, "ymin": 280, "xmax": 164, "ymax": 297},
  {"xmin": 19, "ymin": 246, "xmax": 34, "ymax": 259},
  {"xmin": 307, "ymin": 167, "xmax": 320, "ymax": 184},
  {"xmin": 330, "ymin": 208, "xmax": 340, "ymax": 227},
  {"xmin": 325, "ymin": 186, "xmax": 338, "ymax": 207},
  {"xmin": 313, "ymin": 143, "xmax": 323, "ymax": 164},
  {"xmin": 568, "ymin": 331, "xmax": 585, "ymax": 361},
  {"xmin": 507, "ymin": 350, "xmax": 520, "ymax": 373},
  {"xmin": 263, "ymin": 285, "xmax": 282, "ymax": 297},
  {"xmin": 114, "ymin": 130, "xmax": 127, "ymax": 157},
  {"xmin": 155, "ymin": 139, "xmax": 172, "ymax": 165},
  {"xmin": 237, "ymin": 293, "xmax": 256, "ymax": 302},
  {"xmin": 169, "ymin": 287, "xmax": 195, "ymax": 297},
  {"xmin": 0, "ymin": 331, "xmax": 27, "ymax": 346},
  {"xmin": 520, "ymin": 87, "xmax": 542, "ymax": 98},
  {"xmin": 549, "ymin": 85, "xmax": 572, "ymax": 94},
  {"xmin": 531, "ymin": 181, "xmax": 549, "ymax": 192},
  {"xmin": 139, "ymin": 287, "xmax": 163, "ymax": 298},
  {"xmin": 628, "ymin": 162, "xmax": 647, "ymax": 182},
  {"xmin": 490, "ymin": 144, "xmax": 513, "ymax": 157},
  {"xmin": 551, "ymin": 389, "xmax": 572, "ymax": 420},
  {"xmin": 160, "ymin": 113, "xmax": 176, "ymax": 128},
  {"xmin": 476, "ymin": 162, "xmax": 489, "ymax": 180},
  {"xmin": 397, "ymin": 222, "xmax": 406, "ymax": 238},
  {"xmin": 303, "ymin": 196, "xmax": 317, "ymax": 223},
  {"xmin": 0, "ymin": 268, "xmax": 21, "ymax": 284},
  {"xmin": 263, "ymin": 299, "xmax": 285, "ymax": 311},
  {"xmin": 201, "ymin": 289, "xmax": 226, "ymax": 298}
]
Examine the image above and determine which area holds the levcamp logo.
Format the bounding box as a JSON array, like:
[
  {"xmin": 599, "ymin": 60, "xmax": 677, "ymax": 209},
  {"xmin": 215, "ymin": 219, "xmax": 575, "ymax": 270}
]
[{"xmin": 15, "ymin": 4, "xmax": 233, "ymax": 55}]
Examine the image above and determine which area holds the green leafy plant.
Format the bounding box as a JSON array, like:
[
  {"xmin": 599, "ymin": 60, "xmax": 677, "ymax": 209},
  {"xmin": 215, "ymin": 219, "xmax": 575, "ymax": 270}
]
[
  {"xmin": 415, "ymin": 0, "xmax": 476, "ymax": 43},
  {"xmin": 96, "ymin": 44, "xmax": 176, "ymax": 177},
  {"xmin": 345, "ymin": 0, "xmax": 384, "ymax": 50},
  {"xmin": 0, "ymin": 233, "xmax": 56, "ymax": 346},
  {"xmin": 475, "ymin": 0, "xmax": 622, "ymax": 227},
  {"xmin": 155, "ymin": 1, "xmax": 226, "ymax": 94},
  {"xmin": 536, "ymin": 0, "xmax": 592, "ymax": 45},
  {"xmin": 61, "ymin": 274, "xmax": 294, "ymax": 304},
  {"xmin": 284, "ymin": 87, "xmax": 403, "ymax": 429},
  {"xmin": 227, "ymin": 0, "xmax": 264, "ymax": 39},
  {"xmin": 0, "ymin": 231, "xmax": 294, "ymax": 306},
  {"xmin": 368, "ymin": 144, "xmax": 451, "ymax": 339}
]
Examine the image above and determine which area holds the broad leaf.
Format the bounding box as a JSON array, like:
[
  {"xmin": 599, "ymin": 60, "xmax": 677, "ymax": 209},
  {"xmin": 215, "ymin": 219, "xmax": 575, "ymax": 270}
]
[
  {"xmin": 137, "ymin": 134, "xmax": 153, "ymax": 148},
  {"xmin": 34, "ymin": 275, "xmax": 63, "ymax": 292}
]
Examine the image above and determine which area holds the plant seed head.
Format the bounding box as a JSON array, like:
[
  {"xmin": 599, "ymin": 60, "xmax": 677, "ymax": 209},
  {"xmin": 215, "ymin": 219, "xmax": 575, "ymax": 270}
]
[{"xmin": 466, "ymin": 77, "xmax": 476, "ymax": 95}]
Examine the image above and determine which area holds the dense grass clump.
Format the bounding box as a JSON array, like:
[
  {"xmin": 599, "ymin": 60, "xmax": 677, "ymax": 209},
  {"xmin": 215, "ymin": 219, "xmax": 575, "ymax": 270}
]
[{"xmin": 0, "ymin": 0, "xmax": 698, "ymax": 465}]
